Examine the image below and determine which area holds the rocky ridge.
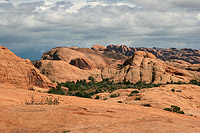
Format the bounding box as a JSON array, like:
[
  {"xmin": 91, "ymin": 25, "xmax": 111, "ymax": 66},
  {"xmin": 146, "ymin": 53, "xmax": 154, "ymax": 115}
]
[
  {"xmin": 0, "ymin": 45, "xmax": 54, "ymax": 89},
  {"xmin": 94, "ymin": 44, "xmax": 200, "ymax": 64}
]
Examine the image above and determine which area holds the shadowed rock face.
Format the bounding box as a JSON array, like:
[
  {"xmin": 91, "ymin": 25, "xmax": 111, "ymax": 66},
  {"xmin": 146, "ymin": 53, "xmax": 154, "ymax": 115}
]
[
  {"xmin": 69, "ymin": 58, "xmax": 96, "ymax": 70},
  {"xmin": 98, "ymin": 45, "xmax": 200, "ymax": 64},
  {"xmin": 102, "ymin": 51, "xmax": 200, "ymax": 84},
  {"xmin": 0, "ymin": 45, "xmax": 54, "ymax": 89}
]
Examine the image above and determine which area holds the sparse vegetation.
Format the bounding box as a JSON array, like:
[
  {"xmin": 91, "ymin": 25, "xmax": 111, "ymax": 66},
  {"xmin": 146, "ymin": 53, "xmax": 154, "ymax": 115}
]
[
  {"xmin": 163, "ymin": 105, "xmax": 184, "ymax": 114},
  {"xmin": 48, "ymin": 77, "xmax": 200, "ymax": 99},
  {"xmin": 117, "ymin": 101, "xmax": 123, "ymax": 103},
  {"xmin": 24, "ymin": 95, "xmax": 59, "ymax": 105}
]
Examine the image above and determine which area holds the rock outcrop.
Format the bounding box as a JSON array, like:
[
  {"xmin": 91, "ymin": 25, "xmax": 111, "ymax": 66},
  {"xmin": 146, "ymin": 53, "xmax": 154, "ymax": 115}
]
[
  {"xmin": 69, "ymin": 58, "xmax": 96, "ymax": 70},
  {"xmin": 101, "ymin": 51, "xmax": 200, "ymax": 84},
  {"xmin": 93, "ymin": 44, "xmax": 200, "ymax": 64},
  {"xmin": 91, "ymin": 44, "xmax": 106, "ymax": 52},
  {"xmin": 37, "ymin": 47, "xmax": 114, "ymax": 82},
  {"xmin": 0, "ymin": 46, "xmax": 54, "ymax": 89}
]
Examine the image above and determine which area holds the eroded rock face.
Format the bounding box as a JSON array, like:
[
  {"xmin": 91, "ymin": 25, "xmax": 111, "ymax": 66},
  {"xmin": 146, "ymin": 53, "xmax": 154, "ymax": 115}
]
[
  {"xmin": 101, "ymin": 51, "xmax": 200, "ymax": 84},
  {"xmin": 69, "ymin": 58, "xmax": 96, "ymax": 70},
  {"xmin": 94, "ymin": 45, "xmax": 200, "ymax": 64},
  {"xmin": 41, "ymin": 47, "xmax": 112, "ymax": 69},
  {"xmin": 0, "ymin": 46, "xmax": 54, "ymax": 89},
  {"xmin": 38, "ymin": 47, "xmax": 113, "ymax": 82}
]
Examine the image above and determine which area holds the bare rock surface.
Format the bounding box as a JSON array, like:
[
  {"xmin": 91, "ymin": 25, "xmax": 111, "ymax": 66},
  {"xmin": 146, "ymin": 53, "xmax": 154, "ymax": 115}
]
[
  {"xmin": 1, "ymin": 85, "xmax": 200, "ymax": 132},
  {"xmin": 0, "ymin": 46, "xmax": 54, "ymax": 89}
]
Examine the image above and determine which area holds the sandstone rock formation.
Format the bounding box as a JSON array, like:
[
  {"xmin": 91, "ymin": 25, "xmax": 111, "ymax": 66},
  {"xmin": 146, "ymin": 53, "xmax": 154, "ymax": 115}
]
[
  {"xmin": 0, "ymin": 45, "xmax": 54, "ymax": 89},
  {"xmin": 69, "ymin": 58, "xmax": 96, "ymax": 70},
  {"xmin": 37, "ymin": 47, "xmax": 114, "ymax": 82},
  {"xmin": 36, "ymin": 60, "xmax": 101, "ymax": 82},
  {"xmin": 101, "ymin": 51, "xmax": 200, "ymax": 84},
  {"xmin": 91, "ymin": 44, "xmax": 106, "ymax": 52},
  {"xmin": 94, "ymin": 44, "xmax": 200, "ymax": 64}
]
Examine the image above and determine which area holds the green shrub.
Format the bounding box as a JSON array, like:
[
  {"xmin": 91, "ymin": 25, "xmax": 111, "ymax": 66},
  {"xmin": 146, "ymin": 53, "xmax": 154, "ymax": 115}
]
[
  {"xmin": 131, "ymin": 90, "xmax": 139, "ymax": 94},
  {"xmin": 163, "ymin": 105, "xmax": 184, "ymax": 114},
  {"xmin": 176, "ymin": 90, "xmax": 182, "ymax": 92},
  {"xmin": 48, "ymin": 84, "xmax": 66, "ymax": 95},
  {"xmin": 110, "ymin": 93, "xmax": 120, "ymax": 98},
  {"xmin": 94, "ymin": 95, "xmax": 100, "ymax": 99},
  {"xmin": 117, "ymin": 101, "xmax": 123, "ymax": 103},
  {"xmin": 171, "ymin": 88, "xmax": 175, "ymax": 92},
  {"xmin": 190, "ymin": 80, "xmax": 200, "ymax": 86},
  {"xmin": 142, "ymin": 104, "xmax": 151, "ymax": 107},
  {"xmin": 88, "ymin": 76, "xmax": 95, "ymax": 82},
  {"xmin": 135, "ymin": 97, "xmax": 141, "ymax": 100}
]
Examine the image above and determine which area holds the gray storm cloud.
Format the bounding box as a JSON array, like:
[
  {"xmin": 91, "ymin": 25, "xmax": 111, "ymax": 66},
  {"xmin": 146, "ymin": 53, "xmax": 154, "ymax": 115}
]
[{"xmin": 0, "ymin": 0, "xmax": 200, "ymax": 59}]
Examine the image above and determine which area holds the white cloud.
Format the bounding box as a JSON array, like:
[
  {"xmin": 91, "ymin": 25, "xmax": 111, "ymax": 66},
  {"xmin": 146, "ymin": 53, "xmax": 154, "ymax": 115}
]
[
  {"xmin": 197, "ymin": 13, "xmax": 200, "ymax": 21},
  {"xmin": 0, "ymin": 0, "xmax": 200, "ymax": 60}
]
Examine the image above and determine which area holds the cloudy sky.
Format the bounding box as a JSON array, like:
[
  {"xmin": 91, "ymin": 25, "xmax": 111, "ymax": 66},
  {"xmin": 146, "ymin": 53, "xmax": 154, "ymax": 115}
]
[{"xmin": 1, "ymin": 0, "xmax": 200, "ymax": 60}]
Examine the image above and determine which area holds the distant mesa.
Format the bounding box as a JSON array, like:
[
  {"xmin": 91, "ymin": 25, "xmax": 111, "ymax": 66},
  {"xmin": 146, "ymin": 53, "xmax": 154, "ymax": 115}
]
[{"xmin": 91, "ymin": 44, "xmax": 200, "ymax": 64}]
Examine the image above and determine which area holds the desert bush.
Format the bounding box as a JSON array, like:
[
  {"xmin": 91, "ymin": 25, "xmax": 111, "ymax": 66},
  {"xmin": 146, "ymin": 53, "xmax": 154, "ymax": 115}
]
[
  {"xmin": 176, "ymin": 90, "xmax": 182, "ymax": 92},
  {"xmin": 142, "ymin": 104, "xmax": 151, "ymax": 107},
  {"xmin": 135, "ymin": 97, "xmax": 141, "ymax": 100},
  {"xmin": 94, "ymin": 95, "xmax": 100, "ymax": 99},
  {"xmin": 163, "ymin": 105, "xmax": 184, "ymax": 114},
  {"xmin": 110, "ymin": 93, "xmax": 120, "ymax": 98},
  {"xmin": 25, "ymin": 95, "xmax": 59, "ymax": 105},
  {"xmin": 117, "ymin": 101, "xmax": 123, "ymax": 103},
  {"xmin": 48, "ymin": 84, "xmax": 66, "ymax": 95},
  {"xmin": 190, "ymin": 80, "xmax": 200, "ymax": 86},
  {"xmin": 171, "ymin": 88, "xmax": 175, "ymax": 92}
]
